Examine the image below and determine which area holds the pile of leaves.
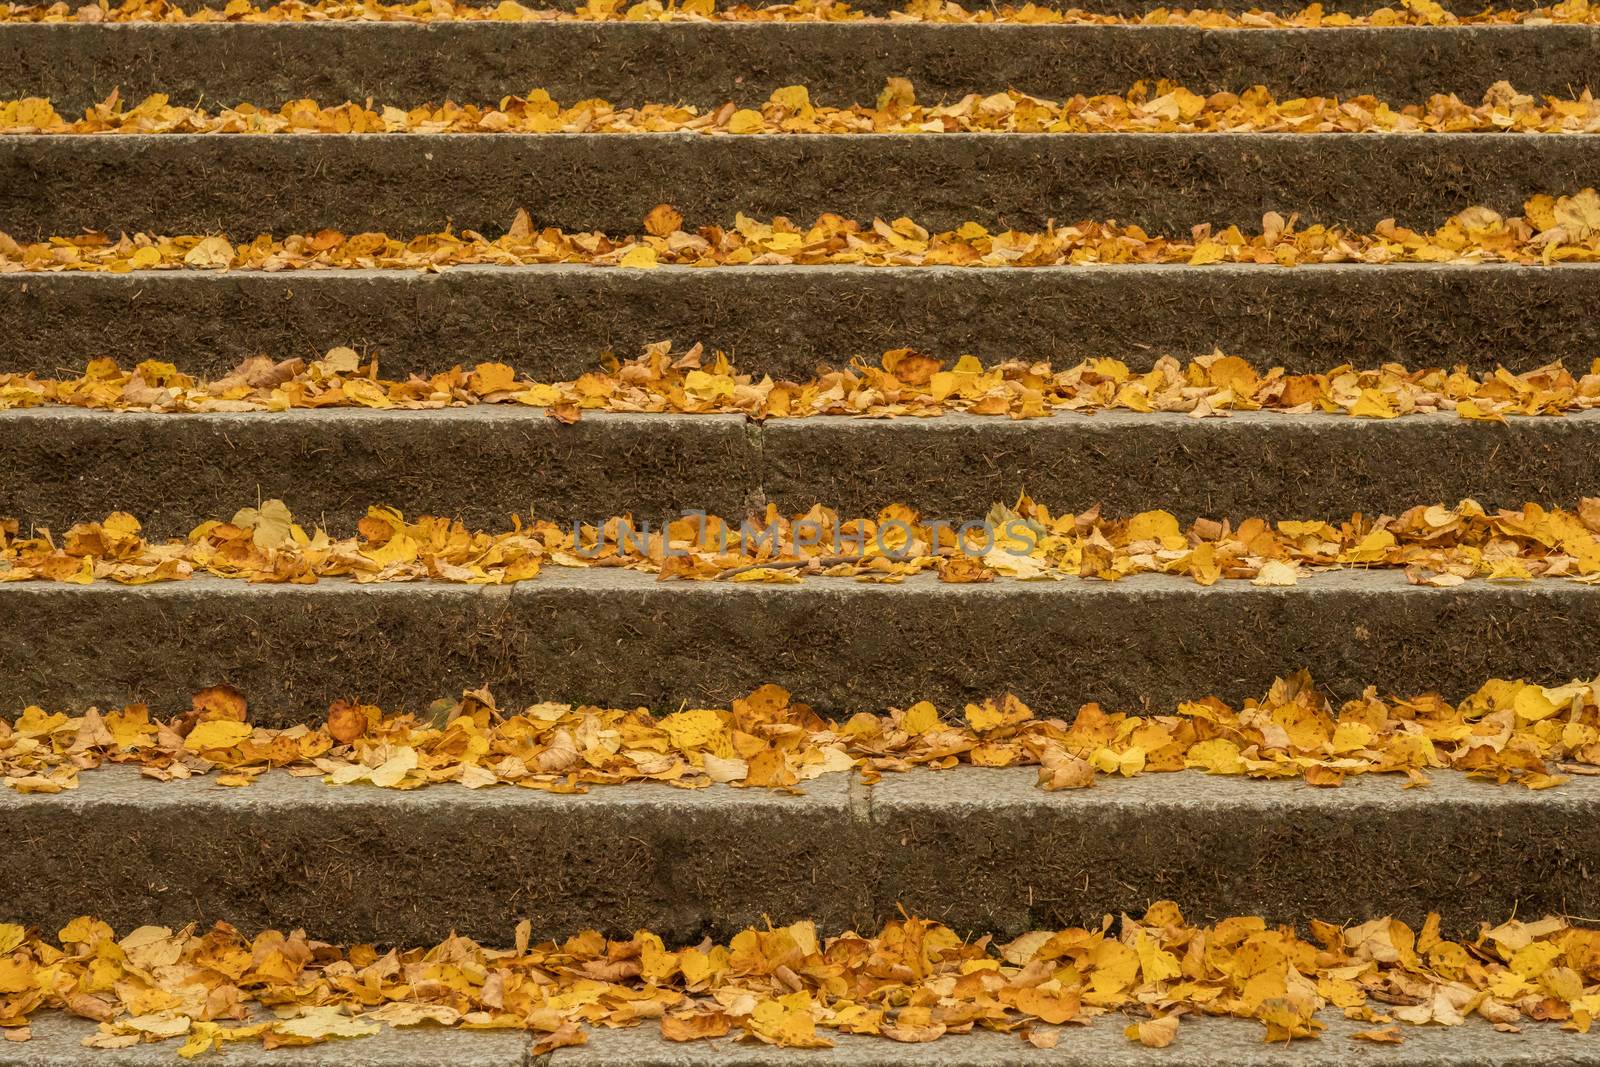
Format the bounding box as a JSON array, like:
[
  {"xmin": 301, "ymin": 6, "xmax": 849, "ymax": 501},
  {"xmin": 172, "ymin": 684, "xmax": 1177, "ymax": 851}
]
[
  {"xmin": 3, "ymin": 342, "xmax": 1598, "ymax": 421},
  {"xmin": 5, "ymin": 670, "xmax": 1598, "ymax": 795},
  {"xmin": 9, "ymin": 192, "xmax": 1600, "ymax": 273},
  {"xmin": 10, "ymin": 81, "xmax": 1600, "ymax": 135},
  {"xmin": 8, "ymin": 497, "xmax": 1600, "ymax": 586},
  {"xmin": 6, "ymin": 0, "xmax": 1599, "ymax": 25},
  {"xmin": 1, "ymin": 907, "xmax": 1599, "ymax": 1054}
]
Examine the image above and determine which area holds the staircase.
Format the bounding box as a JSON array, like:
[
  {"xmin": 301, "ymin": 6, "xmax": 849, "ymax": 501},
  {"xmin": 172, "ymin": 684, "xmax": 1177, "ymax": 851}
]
[{"xmin": 5, "ymin": 0, "xmax": 1600, "ymax": 1062}]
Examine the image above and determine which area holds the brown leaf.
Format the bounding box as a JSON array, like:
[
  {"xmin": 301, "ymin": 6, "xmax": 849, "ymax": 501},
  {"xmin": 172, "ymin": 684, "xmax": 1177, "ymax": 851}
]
[
  {"xmin": 326, "ymin": 700, "xmax": 369, "ymax": 745},
  {"xmin": 661, "ymin": 1012, "xmax": 733, "ymax": 1041}
]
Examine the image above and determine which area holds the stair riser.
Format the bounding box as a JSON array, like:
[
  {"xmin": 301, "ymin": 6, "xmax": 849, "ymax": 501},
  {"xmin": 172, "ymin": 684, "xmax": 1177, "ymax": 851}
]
[
  {"xmin": 4, "ymin": 265, "xmax": 1597, "ymax": 378},
  {"xmin": 5, "ymin": 132, "xmax": 1596, "ymax": 236},
  {"xmin": 8, "ymin": 24, "xmax": 1597, "ymax": 112},
  {"xmin": 3, "ymin": 768, "xmax": 1594, "ymax": 943},
  {"xmin": 5, "ymin": 409, "xmax": 1600, "ymax": 535},
  {"xmin": 0, "ymin": 409, "xmax": 758, "ymax": 536},
  {"xmin": 3, "ymin": 575, "xmax": 1598, "ymax": 721}
]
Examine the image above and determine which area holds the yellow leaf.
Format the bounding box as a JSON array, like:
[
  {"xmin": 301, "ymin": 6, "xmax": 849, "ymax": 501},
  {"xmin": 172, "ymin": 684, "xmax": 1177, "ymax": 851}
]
[
  {"xmin": 1185, "ymin": 738, "xmax": 1244, "ymax": 775},
  {"xmin": 1349, "ymin": 389, "xmax": 1396, "ymax": 419},
  {"xmin": 1513, "ymin": 685, "xmax": 1562, "ymax": 722},
  {"xmin": 1251, "ymin": 560, "xmax": 1299, "ymax": 586},
  {"xmin": 726, "ymin": 108, "xmax": 765, "ymax": 134},
  {"xmin": 1125, "ymin": 510, "xmax": 1183, "ymax": 548},
  {"xmin": 1125, "ymin": 1014, "xmax": 1180, "ymax": 1047},
  {"xmin": 768, "ymin": 85, "xmax": 812, "ymax": 113},
  {"xmin": 271, "ymin": 1007, "xmax": 381, "ymax": 1041},
  {"xmin": 619, "ymin": 245, "xmax": 659, "ymax": 269},
  {"xmin": 658, "ymin": 709, "xmax": 728, "ymax": 751},
  {"xmin": 902, "ymin": 701, "xmax": 939, "ymax": 734},
  {"xmin": 182, "ymin": 236, "xmax": 234, "ymax": 269},
  {"xmin": 232, "ymin": 498, "xmax": 295, "ymax": 551},
  {"xmin": 184, "ymin": 721, "xmax": 253, "ymax": 752},
  {"xmin": 368, "ymin": 747, "xmax": 418, "ymax": 788},
  {"xmin": 965, "ymin": 702, "xmax": 1004, "ymax": 732}
]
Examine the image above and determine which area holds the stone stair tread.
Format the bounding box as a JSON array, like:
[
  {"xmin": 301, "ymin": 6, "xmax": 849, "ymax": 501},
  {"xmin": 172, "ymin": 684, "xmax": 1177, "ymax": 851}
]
[
  {"xmin": 559, "ymin": 1016, "xmax": 1600, "ymax": 1067},
  {"xmin": 10, "ymin": 1009, "xmax": 1597, "ymax": 1067},
  {"xmin": 3, "ymin": 1011, "xmax": 527, "ymax": 1067},
  {"xmin": 8, "ymin": 1010, "xmax": 1599, "ymax": 1067}
]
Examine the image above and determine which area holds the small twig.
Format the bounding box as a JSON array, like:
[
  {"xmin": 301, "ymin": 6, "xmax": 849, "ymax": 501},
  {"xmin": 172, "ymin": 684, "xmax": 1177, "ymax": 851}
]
[{"xmin": 714, "ymin": 554, "xmax": 867, "ymax": 580}]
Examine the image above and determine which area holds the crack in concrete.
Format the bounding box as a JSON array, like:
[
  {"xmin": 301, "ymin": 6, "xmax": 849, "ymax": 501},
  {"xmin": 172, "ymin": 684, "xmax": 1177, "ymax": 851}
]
[{"xmin": 848, "ymin": 765, "xmax": 875, "ymax": 823}]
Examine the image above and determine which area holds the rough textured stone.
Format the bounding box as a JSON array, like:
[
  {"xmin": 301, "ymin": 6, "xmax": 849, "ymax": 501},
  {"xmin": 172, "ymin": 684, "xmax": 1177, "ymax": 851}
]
[
  {"xmin": 7, "ymin": 1010, "xmax": 1598, "ymax": 1066},
  {"xmin": 763, "ymin": 410, "xmax": 1600, "ymax": 520},
  {"xmin": 6, "ymin": 24, "xmax": 1596, "ymax": 113},
  {"xmin": 4, "ymin": 571, "xmax": 1600, "ymax": 723},
  {"xmin": 3, "ymin": 264, "xmax": 1597, "ymax": 380},
  {"xmin": 870, "ymin": 768, "xmax": 1600, "ymax": 937},
  {"xmin": 6, "ymin": 407, "xmax": 1600, "ymax": 535},
  {"xmin": 5, "ymin": 132, "xmax": 1598, "ymax": 237},
  {"xmin": 0, "ymin": 766, "xmax": 872, "ymax": 945},
  {"xmin": 2, "ymin": 1012, "xmax": 528, "ymax": 1067},
  {"xmin": 0, "ymin": 407, "xmax": 757, "ymax": 536},
  {"xmin": 553, "ymin": 1014, "xmax": 1600, "ymax": 1066},
  {"xmin": 1, "ymin": 767, "xmax": 1595, "ymax": 947}
]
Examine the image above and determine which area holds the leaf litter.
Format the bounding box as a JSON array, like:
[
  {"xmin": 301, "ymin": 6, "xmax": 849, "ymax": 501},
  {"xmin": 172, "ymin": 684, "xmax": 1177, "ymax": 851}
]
[
  {"xmin": 2, "ymin": 907, "xmax": 1600, "ymax": 1055},
  {"xmin": 10, "ymin": 497, "xmax": 1600, "ymax": 587},
  {"xmin": 9, "ymin": 189, "xmax": 1600, "ymax": 272},
  {"xmin": 9, "ymin": 0, "xmax": 1600, "ymax": 24},
  {"xmin": 5, "ymin": 341, "xmax": 1600, "ymax": 422},
  {"xmin": 5, "ymin": 668, "xmax": 1600, "ymax": 794},
  {"xmin": 10, "ymin": 80, "xmax": 1600, "ymax": 135}
]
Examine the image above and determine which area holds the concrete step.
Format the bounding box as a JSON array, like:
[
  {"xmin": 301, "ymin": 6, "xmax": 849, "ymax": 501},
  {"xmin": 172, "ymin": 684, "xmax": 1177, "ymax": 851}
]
[
  {"xmin": 6, "ymin": 24, "xmax": 1597, "ymax": 112},
  {"xmin": 4, "ymin": 765, "xmax": 1596, "ymax": 942},
  {"xmin": 5, "ymin": 407, "xmax": 1600, "ymax": 535},
  {"xmin": 0, "ymin": 408, "xmax": 760, "ymax": 536},
  {"xmin": 5, "ymin": 131, "xmax": 1596, "ymax": 236},
  {"xmin": 5, "ymin": 1013, "xmax": 528, "ymax": 1067},
  {"xmin": 3, "ymin": 571, "xmax": 1600, "ymax": 721},
  {"xmin": 12, "ymin": 1011, "xmax": 1599, "ymax": 1067},
  {"xmin": 564, "ymin": 1021, "xmax": 1600, "ymax": 1066},
  {"xmin": 4, "ymin": 264, "xmax": 1595, "ymax": 379},
  {"xmin": 548, "ymin": 1018, "xmax": 1600, "ymax": 1067}
]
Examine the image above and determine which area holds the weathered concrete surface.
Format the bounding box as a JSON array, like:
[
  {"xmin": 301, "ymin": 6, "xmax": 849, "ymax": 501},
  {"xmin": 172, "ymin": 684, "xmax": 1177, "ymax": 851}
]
[
  {"xmin": 0, "ymin": 408, "xmax": 758, "ymax": 535},
  {"xmin": 6, "ymin": 407, "xmax": 1600, "ymax": 535},
  {"xmin": 3, "ymin": 263, "xmax": 1596, "ymax": 379},
  {"xmin": 6, "ymin": 24, "xmax": 1598, "ymax": 113},
  {"xmin": 3, "ymin": 1012, "xmax": 529, "ymax": 1067},
  {"xmin": 557, "ymin": 1014, "xmax": 1600, "ymax": 1066},
  {"xmin": 762, "ymin": 410, "xmax": 1600, "ymax": 520},
  {"xmin": 0, "ymin": 766, "xmax": 871, "ymax": 945},
  {"xmin": 1, "ymin": 767, "xmax": 1595, "ymax": 944},
  {"xmin": 2, "ymin": 571, "xmax": 1599, "ymax": 722},
  {"xmin": 8, "ymin": 1012, "xmax": 1598, "ymax": 1066},
  {"xmin": 5, "ymin": 131, "xmax": 1598, "ymax": 236},
  {"xmin": 872, "ymin": 768, "xmax": 1600, "ymax": 937}
]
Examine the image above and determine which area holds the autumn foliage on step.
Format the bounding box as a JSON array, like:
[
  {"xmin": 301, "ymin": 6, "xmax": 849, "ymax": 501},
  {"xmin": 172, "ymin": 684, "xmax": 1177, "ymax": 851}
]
[
  {"xmin": 5, "ymin": 668, "xmax": 1598, "ymax": 794},
  {"xmin": 2, "ymin": 906, "xmax": 1599, "ymax": 1053}
]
